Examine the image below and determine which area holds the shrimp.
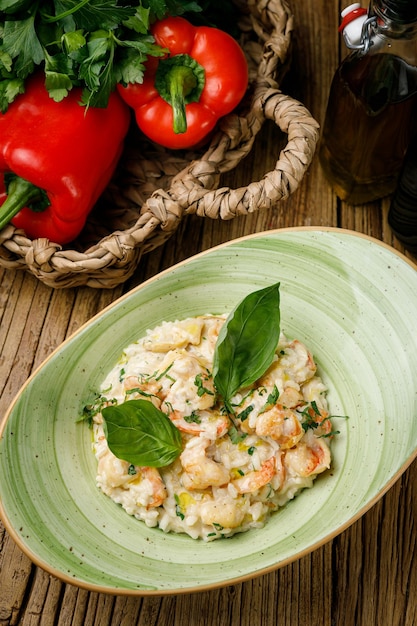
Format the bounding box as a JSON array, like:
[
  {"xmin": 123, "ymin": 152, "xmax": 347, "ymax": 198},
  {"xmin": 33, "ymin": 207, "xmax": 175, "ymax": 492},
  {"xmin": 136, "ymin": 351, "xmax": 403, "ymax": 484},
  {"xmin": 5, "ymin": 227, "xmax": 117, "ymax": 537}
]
[
  {"xmin": 255, "ymin": 405, "xmax": 304, "ymax": 449},
  {"xmin": 284, "ymin": 435, "xmax": 331, "ymax": 477},
  {"xmin": 274, "ymin": 451, "xmax": 286, "ymax": 491},
  {"xmin": 279, "ymin": 386, "xmax": 304, "ymax": 409},
  {"xmin": 180, "ymin": 437, "xmax": 230, "ymax": 491},
  {"xmin": 159, "ymin": 350, "xmax": 216, "ymax": 413},
  {"xmin": 259, "ymin": 339, "xmax": 317, "ymax": 390},
  {"xmin": 124, "ymin": 347, "xmax": 218, "ymax": 417},
  {"xmin": 123, "ymin": 377, "xmax": 163, "ymax": 408},
  {"xmin": 200, "ymin": 498, "xmax": 245, "ymax": 529},
  {"xmin": 168, "ymin": 408, "xmax": 229, "ymax": 438},
  {"xmin": 138, "ymin": 466, "xmax": 167, "ymax": 508},
  {"xmin": 142, "ymin": 317, "xmax": 205, "ymax": 352},
  {"xmin": 317, "ymin": 415, "xmax": 333, "ymax": 436},
  {"xmin": 232, "ymin": 457, "xmax": 276, "ymax": 494},
  {"xmin": 203, "ymin": 316, "xmax": 225, "ymax": 351},
  {"xmin": 301, "ymin": 402, "xmax": 333, "ymax": 437},
  {"xmin": 97, "ymin": 449, "xmax": 132, "ymax": 489},
  {"xmin": 281, "ymin": 339, "xmax": 317, "ymax": 383},
  {"xmin": 124, "ymin": 357, "xmax": 226, "ymax": 437},
  {"xmin": 97, "ymin": 448, "xmax": 167, "ymax": 508}
]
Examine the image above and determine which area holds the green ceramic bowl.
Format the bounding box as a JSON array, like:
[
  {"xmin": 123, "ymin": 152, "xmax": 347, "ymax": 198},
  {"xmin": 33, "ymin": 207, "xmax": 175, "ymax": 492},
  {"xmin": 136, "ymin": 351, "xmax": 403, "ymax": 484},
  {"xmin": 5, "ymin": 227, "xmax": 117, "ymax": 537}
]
[{"xmin": 1, "ymin": 228, "xmax": 417, "ymax": 595}]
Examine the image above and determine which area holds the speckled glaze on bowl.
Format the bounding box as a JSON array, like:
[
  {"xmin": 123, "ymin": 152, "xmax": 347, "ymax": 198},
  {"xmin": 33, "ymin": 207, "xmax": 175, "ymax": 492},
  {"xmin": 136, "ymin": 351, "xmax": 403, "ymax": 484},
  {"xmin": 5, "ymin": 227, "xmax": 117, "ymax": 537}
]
[{"xmin": 1, "ymin": 228, "xmax": 417, "ymax": 595}]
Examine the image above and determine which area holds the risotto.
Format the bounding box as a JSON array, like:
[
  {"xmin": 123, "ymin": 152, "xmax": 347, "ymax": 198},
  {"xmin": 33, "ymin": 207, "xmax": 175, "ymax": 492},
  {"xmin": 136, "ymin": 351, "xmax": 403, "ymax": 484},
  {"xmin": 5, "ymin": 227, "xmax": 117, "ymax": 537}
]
[{"xmin": 89, "ymin": 313, "xmax": 334, "ymax": 541}]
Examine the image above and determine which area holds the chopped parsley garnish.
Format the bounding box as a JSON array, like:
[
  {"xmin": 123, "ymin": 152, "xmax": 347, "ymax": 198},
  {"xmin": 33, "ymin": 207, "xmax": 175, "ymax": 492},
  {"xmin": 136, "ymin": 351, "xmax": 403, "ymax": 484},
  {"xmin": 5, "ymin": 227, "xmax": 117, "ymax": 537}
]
[
  {"xmin": 194, "ymin": 372, "xmax": 214, "ymax": 397},
  {"xmin": 78, "ymin": 394, "xmax": 116, "ymax": 426},
  {"xmin": 237, "ymin": 404, "xmax": 254, "ymax": 422},
  {"xmin": 183, "ymin": 411, "xmax": 201, "ymax": 425},
  {"xmin": 228, "ymin": 425, "xmax": 247, "ymax": 444},
  {"xmin": 125, "ymin": 385, "xmax": 161, "ymax": 400},
  {"xmin": 259, "ymin": 384, "xmax": 280, "ymax": 413}
]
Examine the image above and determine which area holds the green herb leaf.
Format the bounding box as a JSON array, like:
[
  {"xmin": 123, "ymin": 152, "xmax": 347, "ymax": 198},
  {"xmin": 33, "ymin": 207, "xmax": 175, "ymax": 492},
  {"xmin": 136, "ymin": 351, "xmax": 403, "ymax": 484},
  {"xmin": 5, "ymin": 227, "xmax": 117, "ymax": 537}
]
[
  {"xmin": 0, "ymin": 50, "xmax": 13, "ymax": 74},
  {"xmin": 78, "ymin": 30, "xmax": 117, "ymax": 108},
  {"xmin": 123, "ymin": 6, "xmax": 151, "ymax": 35},
  {"xmin": 102, "ymin": 399, "xmax": 182, "ymax": 468},
  {"xmin": 142, "ymin": 0, "xmax": 170, "ymax": 20},
  {"xmin": 2, "ymin": 16, "xmax": 44, "ymax": 76},
  {"xmin": 62, "ymin": 30, "xmax": 86, "ymax": 55},
  {"xmin": 113, "ymin": 36, "xmax": 164, "ymax": 86},
  {"xmin": 171, "ymin": 0, "xmax": 202, "ymax": 14},
  {"xmin": 0, "ymin": 0, "xmax": 203, "ymax": 110},
  {"xmin": 228, "ymin": 424, "xmax": 247, "ymax": 444},
  {"xmin": 259, "ymin": 384, "xmax": 280, "ymax": 414},
  {"xmin": 77, "ymin": 394, "xmax": 117, "ymax": 427},
  {"xmin": 43, "ymin": 49, "xmax": 75, "ymax": 101},
  {"xmin": 41, "ymin": 1, "xmax": 136, "ymax": 30},
  {"xmin": 44, "ymin": 70, "xmax": 73, "ymax": 101},
  {"xmin": 236, "ymin": 404, "xmax": 254, "ymax": 422},
  {"xmin": 0, "ymin": 0, "xmax": 34, "ymax": 12},
  {"xmin": 0, "ymin": 76, "xmax": 24, "ymax": 112},
  {"xmin": 213, "ymin": 283, "xmax": 281, "ymax": 409},
  {"xmin": 183, "ymin": 410, "xmax": 201, "ymax": 424}
]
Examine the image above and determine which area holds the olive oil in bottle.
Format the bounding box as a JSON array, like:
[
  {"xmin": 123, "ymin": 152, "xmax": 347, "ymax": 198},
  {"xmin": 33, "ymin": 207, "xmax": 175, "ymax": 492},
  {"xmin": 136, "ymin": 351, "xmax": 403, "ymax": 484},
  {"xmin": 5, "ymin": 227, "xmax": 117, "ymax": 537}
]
[{"xmin": 319, "ymin": 0, "xmax": 417, "ymax": 204}]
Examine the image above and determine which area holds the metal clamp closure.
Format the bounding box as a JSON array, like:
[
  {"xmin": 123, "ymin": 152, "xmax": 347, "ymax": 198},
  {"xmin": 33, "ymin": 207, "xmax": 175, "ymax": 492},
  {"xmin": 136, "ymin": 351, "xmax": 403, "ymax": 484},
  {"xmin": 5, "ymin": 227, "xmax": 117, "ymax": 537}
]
[{"xmin": 344, "ymin": 15, "xmax": 378, "ymax": 53}]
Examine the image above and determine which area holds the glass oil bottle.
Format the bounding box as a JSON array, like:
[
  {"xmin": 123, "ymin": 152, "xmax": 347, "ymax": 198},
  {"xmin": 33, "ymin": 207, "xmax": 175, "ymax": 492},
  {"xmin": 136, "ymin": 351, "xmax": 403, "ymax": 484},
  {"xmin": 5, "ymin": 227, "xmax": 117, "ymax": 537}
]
[{"xmin": 319, "ymin": 0, "xmax": 417, "ymax": 204}]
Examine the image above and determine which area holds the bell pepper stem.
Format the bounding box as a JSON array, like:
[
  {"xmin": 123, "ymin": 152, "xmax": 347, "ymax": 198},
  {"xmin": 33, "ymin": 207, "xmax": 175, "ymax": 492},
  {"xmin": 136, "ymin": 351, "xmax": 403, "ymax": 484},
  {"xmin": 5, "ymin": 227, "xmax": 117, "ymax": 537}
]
[
  {"xmin": 168, "ymin": 66, "xmax": 198, "ymax": 134},
  {"xmin": 0, "ymin": 176, "xmax": 49, "ymax": 230},
  {"xmin": 155, "ymin": 55, "xmax": 205, "ymax": 135}
]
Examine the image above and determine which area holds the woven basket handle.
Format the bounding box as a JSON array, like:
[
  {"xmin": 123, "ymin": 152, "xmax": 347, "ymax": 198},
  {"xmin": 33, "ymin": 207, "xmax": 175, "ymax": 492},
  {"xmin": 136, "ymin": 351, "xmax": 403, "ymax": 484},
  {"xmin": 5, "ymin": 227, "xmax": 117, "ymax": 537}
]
[{"xmin": 168, "ymin": 83, "xmax": 320, "ymax": 219}]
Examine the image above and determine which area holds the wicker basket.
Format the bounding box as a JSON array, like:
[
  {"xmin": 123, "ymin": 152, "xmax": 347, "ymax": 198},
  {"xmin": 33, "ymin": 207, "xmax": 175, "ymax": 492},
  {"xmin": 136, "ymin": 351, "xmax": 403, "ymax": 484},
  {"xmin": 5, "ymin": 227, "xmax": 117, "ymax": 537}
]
[{"xmin": 0, "ymin": 0, "xmax": 319, "ymax": 289}]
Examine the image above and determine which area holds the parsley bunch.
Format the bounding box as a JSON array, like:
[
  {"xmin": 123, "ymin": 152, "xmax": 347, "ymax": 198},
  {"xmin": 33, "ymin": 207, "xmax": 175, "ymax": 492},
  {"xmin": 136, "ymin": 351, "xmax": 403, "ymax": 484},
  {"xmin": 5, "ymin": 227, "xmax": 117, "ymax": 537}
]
[{"xmin": 0, "ymin": 0, "xmax": 201, "ymax": 112}]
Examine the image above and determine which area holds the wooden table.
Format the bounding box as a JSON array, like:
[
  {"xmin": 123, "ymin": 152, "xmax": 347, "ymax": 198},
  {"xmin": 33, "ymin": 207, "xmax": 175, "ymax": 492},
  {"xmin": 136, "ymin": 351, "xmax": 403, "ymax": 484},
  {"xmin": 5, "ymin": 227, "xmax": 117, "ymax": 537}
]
[{"xmin": 1, "ymin": 1, "xmax": 417, "ymax": 624}]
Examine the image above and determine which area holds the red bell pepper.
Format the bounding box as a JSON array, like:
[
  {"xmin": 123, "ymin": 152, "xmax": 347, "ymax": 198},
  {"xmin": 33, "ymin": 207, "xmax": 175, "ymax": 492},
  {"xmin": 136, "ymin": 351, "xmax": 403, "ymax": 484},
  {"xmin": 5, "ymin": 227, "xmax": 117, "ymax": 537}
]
[
  {"xmin": 117, "ymin": 16, "xmax": 248, "ymax": 149},
  {"xmin": 0, "ymin": 73, "xmax": 131, "ymax": 244}
]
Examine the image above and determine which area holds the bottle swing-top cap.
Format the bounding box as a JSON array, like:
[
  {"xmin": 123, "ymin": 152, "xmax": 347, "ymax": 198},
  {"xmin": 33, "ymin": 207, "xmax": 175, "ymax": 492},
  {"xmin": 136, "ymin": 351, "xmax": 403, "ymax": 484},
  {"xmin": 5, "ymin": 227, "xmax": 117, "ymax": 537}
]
[
  {"xmin": 339, "ymin": 3, "xmax": 368, "ymax": 47},
  {"xmin": 339, "ymin": 3, "xmax": 385, "ymax": 52}
]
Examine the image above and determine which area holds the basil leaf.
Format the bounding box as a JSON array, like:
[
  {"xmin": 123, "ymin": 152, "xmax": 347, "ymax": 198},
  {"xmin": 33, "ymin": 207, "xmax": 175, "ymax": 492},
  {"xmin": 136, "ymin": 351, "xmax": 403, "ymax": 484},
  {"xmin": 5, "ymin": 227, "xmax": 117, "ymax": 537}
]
[
  {"xmin": 213, "ymin": 282, "xmax": 281, "ymax": 407},
  {"xmin": 102, "ymin": 399, "xmax": 182, "ymax": 468}
]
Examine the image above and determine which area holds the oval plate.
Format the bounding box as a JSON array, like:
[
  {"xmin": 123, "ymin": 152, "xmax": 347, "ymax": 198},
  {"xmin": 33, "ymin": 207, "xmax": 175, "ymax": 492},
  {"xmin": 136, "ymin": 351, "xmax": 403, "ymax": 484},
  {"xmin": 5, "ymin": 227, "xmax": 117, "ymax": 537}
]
[{"xmin": 1, "ymin": 228, "xmax": 417, "ymax": 595}]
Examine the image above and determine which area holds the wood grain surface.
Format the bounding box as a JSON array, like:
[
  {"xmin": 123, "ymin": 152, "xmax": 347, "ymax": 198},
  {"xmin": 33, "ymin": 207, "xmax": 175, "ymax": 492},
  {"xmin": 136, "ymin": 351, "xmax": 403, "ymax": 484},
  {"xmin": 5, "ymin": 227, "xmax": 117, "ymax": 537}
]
[{"xmin": 1, "ymin": 1, "xmax": 417, "ymax": 624}]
